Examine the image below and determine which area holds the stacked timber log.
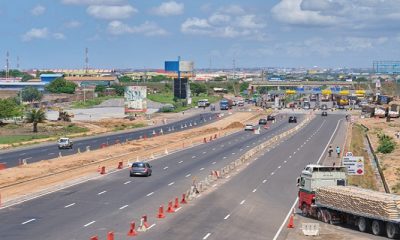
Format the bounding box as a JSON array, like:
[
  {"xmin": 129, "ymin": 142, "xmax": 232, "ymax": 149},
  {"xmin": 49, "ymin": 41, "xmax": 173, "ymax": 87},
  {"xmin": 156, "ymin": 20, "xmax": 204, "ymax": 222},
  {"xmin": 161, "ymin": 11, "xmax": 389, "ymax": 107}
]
[{"xmin": 316, "ymin": 186, "xmax": 400, "ymax": 220}]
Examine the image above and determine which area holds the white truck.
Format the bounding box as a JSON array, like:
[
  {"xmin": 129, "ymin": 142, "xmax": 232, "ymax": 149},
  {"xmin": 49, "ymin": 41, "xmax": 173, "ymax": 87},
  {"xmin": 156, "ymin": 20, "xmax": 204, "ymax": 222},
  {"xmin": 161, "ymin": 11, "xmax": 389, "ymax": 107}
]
[
  {"xmin": 58, "ymin": 137, "xmax": 73, "ymax": 149},
  {"xmin": 298, "ymin": 164, "xmax": 400, "ymax": 239}
]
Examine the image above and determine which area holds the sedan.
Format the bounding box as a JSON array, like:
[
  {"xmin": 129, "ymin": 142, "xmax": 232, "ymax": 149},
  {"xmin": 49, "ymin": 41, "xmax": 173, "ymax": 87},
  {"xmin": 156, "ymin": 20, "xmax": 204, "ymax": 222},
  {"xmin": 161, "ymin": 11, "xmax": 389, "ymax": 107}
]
[
  {"xmin": 130, "ymin": 162, "xmax": 152, "ymax": 177},
  {"xmin": 321, "ymin": 111, "xmax": 328, "ymax": 116},
  {"xmin": 244, "ymin": 124, "xmax": 255, "ymax": 131},
  {"xmin": 267, "ymin": 115, "xmax": 276, "ymax": 121},
  {"xmin": 288, "ymin": 116, "xmax": 297, "ymax": 123},
  {"xmin": 258, "ymin": 118, "xmax": 268, "ymax": 125}
]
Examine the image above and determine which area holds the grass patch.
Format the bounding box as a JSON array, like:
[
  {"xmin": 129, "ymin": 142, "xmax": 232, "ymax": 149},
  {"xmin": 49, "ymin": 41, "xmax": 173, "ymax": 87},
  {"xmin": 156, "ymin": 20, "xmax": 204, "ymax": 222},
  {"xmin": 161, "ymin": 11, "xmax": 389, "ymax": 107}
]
[
  {"xmin": 61, "ymin": 124, "xmax": 89, "ymax": 134},
  {"xmin": 348, "ymin": 124, "xmax": 378, "ymax": 191},
  {"xmin": 0, "ymin": 135, "xmax": 50, "ymax": 144},
  {"xmin": 71, "ymin": 96, "xmax": 122, "ymax": 109},
  {"xmin": 112, "ymin": 123, "xmax": 146, "ymax": 131},
  {"xmin": 147, "ymin": 92, "xmax": 175, "ymax": 104}
]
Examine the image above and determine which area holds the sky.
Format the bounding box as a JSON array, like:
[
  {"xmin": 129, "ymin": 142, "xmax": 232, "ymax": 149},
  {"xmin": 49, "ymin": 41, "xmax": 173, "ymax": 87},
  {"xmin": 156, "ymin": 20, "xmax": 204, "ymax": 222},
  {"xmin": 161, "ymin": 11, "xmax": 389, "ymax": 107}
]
[{"xmin": 1, "ymin": 0, "xmax": 400, "ymax": 69}]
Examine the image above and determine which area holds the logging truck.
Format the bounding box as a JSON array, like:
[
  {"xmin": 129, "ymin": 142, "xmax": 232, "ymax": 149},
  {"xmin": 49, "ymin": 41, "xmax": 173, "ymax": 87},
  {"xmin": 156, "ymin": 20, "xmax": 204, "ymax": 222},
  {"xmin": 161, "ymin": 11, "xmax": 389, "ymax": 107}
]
[{"xmin": 298, "ymin": 164, "xmax": 400, "ymax": 239}]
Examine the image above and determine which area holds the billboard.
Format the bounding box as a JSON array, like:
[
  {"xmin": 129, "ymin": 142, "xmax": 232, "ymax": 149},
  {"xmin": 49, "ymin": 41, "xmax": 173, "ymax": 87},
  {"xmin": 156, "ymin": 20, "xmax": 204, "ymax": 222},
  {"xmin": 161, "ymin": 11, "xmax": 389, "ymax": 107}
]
[
  {"xmin": 179, "ymin": 61, "xmax": 194, "ymax": 72},
  {"xmin": 124, "ymin": 86, "xmax": 147, "ymax": 113},
  {"xmin": 342, "ymin": 156, "xmax": 364, "ymax": 175},
  {"xmin": 165, "ymin": 61, "xmax": 179, "ymax": 72}
]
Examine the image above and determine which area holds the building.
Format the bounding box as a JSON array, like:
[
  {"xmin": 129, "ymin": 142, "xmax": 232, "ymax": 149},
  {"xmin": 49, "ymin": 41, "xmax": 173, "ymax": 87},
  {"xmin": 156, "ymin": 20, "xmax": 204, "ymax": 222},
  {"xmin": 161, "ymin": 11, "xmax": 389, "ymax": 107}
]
[
  {"xmin": 373, "ymin": 61, "xmax": 400, "ymax": 74},
  {"xmin": 65, "ymin": 76, "xmax": 118, "ymax": 87},
  {"xmin": 40, "ymin": 74, "xmax": 63, "ymax": 83}
]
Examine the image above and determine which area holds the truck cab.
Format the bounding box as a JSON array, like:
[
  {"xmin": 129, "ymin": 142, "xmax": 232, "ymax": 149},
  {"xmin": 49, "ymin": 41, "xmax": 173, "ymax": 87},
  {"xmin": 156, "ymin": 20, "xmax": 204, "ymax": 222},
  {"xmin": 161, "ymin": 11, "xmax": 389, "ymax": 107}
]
[{"xmin": 298, "ymin": 165, "xmax": 347, "ymax": 214}]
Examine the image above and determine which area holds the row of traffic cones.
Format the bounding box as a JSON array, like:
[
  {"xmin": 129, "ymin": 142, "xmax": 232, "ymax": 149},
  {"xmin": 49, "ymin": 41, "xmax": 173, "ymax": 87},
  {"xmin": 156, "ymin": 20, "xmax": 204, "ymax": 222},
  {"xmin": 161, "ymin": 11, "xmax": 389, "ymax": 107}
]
[{"xmin": 157, "ymin": 194, "xmax": 188, "ymax": 219}]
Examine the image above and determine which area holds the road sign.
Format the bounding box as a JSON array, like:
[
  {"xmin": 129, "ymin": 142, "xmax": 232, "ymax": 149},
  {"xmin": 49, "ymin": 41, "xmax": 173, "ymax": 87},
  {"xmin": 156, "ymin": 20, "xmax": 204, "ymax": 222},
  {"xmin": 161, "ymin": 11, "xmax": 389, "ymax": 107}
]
[
  {"xmin": 342, "ymin": 156, "xmax": 364, "ymax": 175},
  {"xmin": 345, "ymin": 152, "xmax": 353, "ymax": 157}
]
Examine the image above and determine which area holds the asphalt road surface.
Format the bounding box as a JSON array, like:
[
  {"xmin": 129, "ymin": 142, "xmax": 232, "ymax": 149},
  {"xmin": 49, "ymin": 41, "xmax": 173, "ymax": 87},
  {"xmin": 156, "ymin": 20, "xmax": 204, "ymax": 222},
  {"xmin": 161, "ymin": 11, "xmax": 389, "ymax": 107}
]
[
  {"xmin": 0, "ymin": 113, "xmax": 297, "ymax": 240},
  {"xmin": 0, "ymin": 112, "xmax": 218, "ymax": 168}
]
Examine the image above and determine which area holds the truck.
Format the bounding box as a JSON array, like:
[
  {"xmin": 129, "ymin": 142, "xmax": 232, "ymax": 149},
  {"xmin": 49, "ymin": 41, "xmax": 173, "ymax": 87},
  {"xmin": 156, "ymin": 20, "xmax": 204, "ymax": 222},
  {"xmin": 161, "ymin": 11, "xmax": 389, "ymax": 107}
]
[
  {"xmin": 389, "ymin": 104, "xmax": 400, "ymax": 118},
  {"xmin": 197, "ymin": 99, "xmax": 210, "ymax": 108},
  {"xmin": 58, "ymin": 137, "xmax": 73, "ymax": 149},
  {"xmin": 219, "ymin": 99, "xmax": 233, "ymax": 110},
  {"xmin": 298, "ymin": 164, "xmax": 400, "ymax": 239},
  {"xmin": 310, "ymin": 94, "xmax": 317, "ymax": 102}
]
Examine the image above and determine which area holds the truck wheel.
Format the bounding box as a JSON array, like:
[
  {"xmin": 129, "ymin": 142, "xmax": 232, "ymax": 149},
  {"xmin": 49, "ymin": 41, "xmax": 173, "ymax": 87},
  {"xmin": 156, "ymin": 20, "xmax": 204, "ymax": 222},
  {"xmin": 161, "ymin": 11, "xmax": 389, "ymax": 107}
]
[
  {"xmin": 358, "ymin": 217, "xmax": 369, "ymax": 232},
  {"xmin": 317, "ymin": 209, "xmax": 323, "ymax": 221},
  {"xmin": 372, "ymin": 220, "xmax": 383, "ymax": 236},
  {"xmin": 301, "ymin": 203, "xmax": 309, "ymax": 217},
  {"xmin": 386, "ymin": 223, "xmax": 398, "ymax": 239}
]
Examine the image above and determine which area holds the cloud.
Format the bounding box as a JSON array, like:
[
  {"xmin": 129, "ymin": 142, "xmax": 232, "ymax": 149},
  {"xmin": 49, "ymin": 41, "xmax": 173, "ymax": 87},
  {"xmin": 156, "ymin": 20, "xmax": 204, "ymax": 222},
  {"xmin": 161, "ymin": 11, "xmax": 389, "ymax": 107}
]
[
  {"xmin": 53, "ymin": 33, "xmax": 66, "ymax": 40},
  {"xmin": 181, "ymin": 5, "xmax": 266, "ymax": 40},
  {"xmin": 271, "ymin": 0, "xmax": 337, "ymax": 26},
  {"xmin": 152, "ymin": 1, "xmax": 184, "ymax": 16},
  {"xmin": 107, "ymin": 21, "xmax": 168, "ymax": 36},
  {"xmin": 62, "ymin": 0, "xmax": 124, "ymax": 5},
  {"xmin": 22, "ymin": 28, "xmax": 49, "ymax": 41},
  {"xmin": 31, "ymin": 5, "xmax": 46, "ymax": 16},
  {"xmin": 65, "ymin": 20, "xmax": 82, "ymax": 28},
  {"xmin": 87, "ymin": 5, "xmax": 137, "ymax": 19}
]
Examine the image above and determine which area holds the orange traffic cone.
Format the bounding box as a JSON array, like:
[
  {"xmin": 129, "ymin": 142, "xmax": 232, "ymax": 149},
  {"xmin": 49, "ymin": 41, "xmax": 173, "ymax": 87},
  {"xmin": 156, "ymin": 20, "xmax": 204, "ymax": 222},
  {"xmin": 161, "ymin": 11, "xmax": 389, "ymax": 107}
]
[
  {"xmin": 127, "ymin": 222, "xmax": 138, "ymax": 236},
  {"xmin": 181, "ymin": 193, "xmax": 188, "ymax": 204},
  {"xmin": 174, "ymin": 197, "xmax": 180, "ymax": 209},
  {"xmin": 287, "ymin": 214, "xmax": 295, "ymax": 228},
  {"xmin": 167, "ymin": 201, "xmax": 175, "ymax": 213},
  {"xmin": 157, "ymin": 205, "xmax": 165, "ymax": 218}
]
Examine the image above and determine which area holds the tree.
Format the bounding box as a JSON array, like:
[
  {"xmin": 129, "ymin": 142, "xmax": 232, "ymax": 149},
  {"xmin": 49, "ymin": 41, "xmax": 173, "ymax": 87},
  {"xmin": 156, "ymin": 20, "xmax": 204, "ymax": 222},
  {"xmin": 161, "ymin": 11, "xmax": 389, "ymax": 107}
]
[
  {"xmin": 0, "ymin": 98, "xmax": 23, "ymax": 122},
  {"xmin": 240, "ymin": 82, "xmax": 249, "ymax": 92},
  {"xmin": 0, "ymin": 69, "xmax": 34, "ymax": 82},
  {"xmin": 190, "ymin": 82, "xmax": 207, "ymax": 96},
  {"xmin": 111, "ymin": 84, "xmax": 125, "ymax": 96},
  {"xmin": 45, "ymin": 77, "xmax": 77, "ymax": 94},
  {"xmin": 21, "ymin": 87, "xmax": 43, "ymax": 102},
  {"xmin": 118, "ymin": 76, "xmax": 133, "ymax": 83},
  {"xmin": 95, "ymin": 85, "xmax": 106, "ymax": 93},
  {"xmin": 150, "ymin": 75, "xmax": 170, "ymax": 82},
  {"xmin": 25, "ymin": 108, "xmax": 46, "ymax": 132}
]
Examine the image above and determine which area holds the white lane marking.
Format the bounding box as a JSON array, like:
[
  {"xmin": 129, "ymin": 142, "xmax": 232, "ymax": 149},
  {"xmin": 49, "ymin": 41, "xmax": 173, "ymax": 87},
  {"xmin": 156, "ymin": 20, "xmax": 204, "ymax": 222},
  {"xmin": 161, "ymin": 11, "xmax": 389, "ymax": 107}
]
[
  {"xmin": 178, "ymin": 160, "xmax": 183, "ymax": 163},
  {"xmin": 297, "ymin": 148, "xmax": 300, "ymax": 151},
  {"xmin": 185, "ymin": 174, "xmax": 191, "ymax": 178},
  {"xmin": 278, "ymin": 166, "xmax": 281, "ymax": 169},
  {"xmin": 146, "ymin": 192, "xmax": 154, "ymax": 197},
  {"xmin": 175, "ymin": 207, "xmax": 182, "ymax": 212},
  {"xmin": 22, "ymin": 218, "xmax": 36, "ymax": 225},
  {"xmin": 23, "ymin": 157, "xmax": 32, "ymax": 160},
  {"xmin": 163, "ymin": 166, "xmax": 169, "ymax": 170},
  {"xmin": 240, "ymin": 200, "xmax": 246, "ymax": 205},
  {"xmin": 64, "ymin": 203, "xmax": 76, "ymax": 208},
  {"xmin": 273, "ymin": 119, "xmax": 342, "ymax": 240},
  {"xmin": 202, "ymin": 152, "xmax": 206, "ymax": 154},
  {"xmin": 200, "ymin": 168, "xmax": 205, "ymax": 171},
  {"xmin": 19, "ymin": 153, "xmax": 26, "ymax": 156},
  {"xmin": 252, "ymin": 188, "xmax": 257, "ymax": 193},
  {"xmin": 239, "ymin": 149, "xmax": 243, "ymax": 151},
  {"xmin": 84, "ymin": 221, "xmax": 96, "ymax": 227},
  {"xmin": 148, "ymin": 223, "xmax": 156, "ymax": 229},
  {"xmin": 246, "ymin": 146, "xmax": 250, "ymax": 147},
  {"xmin": 224, "ymin": 214, "xmax": 231, "ymax": 220},
  {"xmin": 192, "ymin": 156, "xmax": 196, "ymax": 158},
  {"xmin": 48, "ymin": 153, "xmax": 55, "ymax": 155},
  {"xmin": 212, "ymin": 148, "xmax": 216, "ymax": 151},
  {"xmin": 232, "ymin": 152, "xmax": 236, "ymax": 155},
  {"xmin": 223, "ymin": 157, "xmax": 227, "ymax": 159},
  {"xmin": 203, "ymin": 233, "xmax": 211, "ymax": 240},
  {"xmin": 212, "ymin": 184, "xmax": 217, "ymax": 187},
  {"xmin": 271, "ymin": 172, "xmax": 275, "ymax": 175},
  {"xmin": 124, "ymin": 181, "xmax": 131, "ymax": 185},
  {"xmin": 284, "ymin": 160, "xmax": 287, "ymax": 163},
  {"xmin": 293, "ymin": 151, "xmax": 296, "ymax": 155},
  {"xmin": 289, "ymin": 156, "xmax": 292, "ymax": 158},
  {"xmin": 212, "ymin": 161, "xmax": 216, "ymax": 165},
  {"xmin": 97, "ymin": 191, "xmax": 107, "ymax": 195},
  {"xmin": 168, "ymin": 182, "xmax": 175, "ymax": 186},
  {"xmin": 119, "ymin": 205, "xmax": 129, "ymax": 210},
  {"xmin": 262, "ymin": 179, "xmax": 267, "ymax": 183}
]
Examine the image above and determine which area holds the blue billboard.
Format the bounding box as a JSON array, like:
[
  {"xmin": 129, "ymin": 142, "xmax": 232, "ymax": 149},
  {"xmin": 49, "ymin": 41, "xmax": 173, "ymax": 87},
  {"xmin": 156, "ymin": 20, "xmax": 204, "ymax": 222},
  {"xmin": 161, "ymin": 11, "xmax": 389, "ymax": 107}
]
[{"xmin": 164, "ymin": 61, "xmax": 179, "ymax": 72}]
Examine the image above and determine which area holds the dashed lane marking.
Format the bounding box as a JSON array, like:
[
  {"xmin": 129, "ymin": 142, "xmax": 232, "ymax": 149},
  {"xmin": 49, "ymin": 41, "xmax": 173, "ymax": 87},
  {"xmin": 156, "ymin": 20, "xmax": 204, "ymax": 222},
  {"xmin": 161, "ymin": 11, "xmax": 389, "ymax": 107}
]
[
  {"xmin": 119, "ymin": 205, "xmax": 129, "ymax": 210},
  {"xmin": 252, "ymin": 189, "xmax": 257, "ymax": 193},
  {"xmin": 124, "ymin": 181, "xmax": 131, "ymax": 185},
  {"xmin": 203, "ymin": 233, "xmax": 211, "ymax": 240},
  {"xmin": 84, "ymin": 221, "xmax": 96, "ymax": 227},
  {"xmin": 97, "ymin": 191, "xmax": 107, "ymax": 195},
  {"xmin": 240, "ymin": 200, "xmax": 246, "ymax": 205},
  {"xmin": 148, "ymin": 223, "xmax": 156, "ymax": 229},
  {"xmin": 271, "ymin": 172, "xmax": 275, "ymax": 175},
  {"xmin": 178, "ymin": 160, "xmax": 183, "ymax": 163},
  {"xmin": 212, "ymin": 162, "xmax": 216, "ymax": 165},
  {"xmin": 168, "ymin": 182, "xmax": 175, "ymax": 186},
  {"xmin": 262, "ymin": 179, "xmax": 267, "ymax": 183},
  {"xmin": 64, "ymin": 203, "xmax": 76, "ymax": 208},
  {"xmin": 278, "ymin": 166, "xmax": 281, "ymax": 169},
  {"xmin": 185, "ymin": 174, "xmax": 191, "ymax": 178},
  {"xmin": 163, "ymin": 166, "xmax": 169, "ymax": 170},
  {"xmin": 192, "ymin": 156, "xmax": 196, "ymax": 158},
  {"xmin": 146, "ymin": 192, "xmax": 154, "ymax": 197},
  {"xmin": 22, "ymin": 218, "xmax": 36, "ymax": 225},
  {"xmin": 175, "ymin": 207, "xmax": 182, "ymax": 212},
  {"xmin": 224, "ymin": 214, "xmax": 231, "ymax": 220},
  {"xmin": 200, "ymin": 168, "xmax": 205, "ymax": 171}
]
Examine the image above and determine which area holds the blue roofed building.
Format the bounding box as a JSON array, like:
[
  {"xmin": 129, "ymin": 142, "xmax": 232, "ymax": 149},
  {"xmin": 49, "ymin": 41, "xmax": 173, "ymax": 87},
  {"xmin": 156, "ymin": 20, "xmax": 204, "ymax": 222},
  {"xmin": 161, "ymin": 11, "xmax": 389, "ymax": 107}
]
[{"xmin": 40, "ymin": 73, "xmax": 63, "ymax": 83}]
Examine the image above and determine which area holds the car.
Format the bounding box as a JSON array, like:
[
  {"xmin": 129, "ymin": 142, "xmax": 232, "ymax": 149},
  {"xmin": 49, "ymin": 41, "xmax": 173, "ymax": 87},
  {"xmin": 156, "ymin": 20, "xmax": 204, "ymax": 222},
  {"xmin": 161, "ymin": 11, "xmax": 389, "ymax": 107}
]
[
  {"xmin": 288, "ymin": 116, "xmax": 297, "ymax": 123},
  {"xmin": 244, "ymin": 124, "xmax": 255, "ymax": 131},
  {"xmin": 321, "ymin": 104, "xmax": 328, "ymax": 110},
  {"xmin": 130, "ymin": 162, "xmax": 152, "ymax": 177},
  {"xmin": 321, "ymin": 111, "xmax": 328, "ymax": 116},
  {"xmin": 237, "ymin": 100, "xmax": 245, "ymax": 107},
  {"xmin": 267, "ymin": 115, "xmax": 276, "ymax": 121},
  {"xmin": 58, "ymin": 137, "xmax": 73, "ymax": 149},
  {"xmin": 258, "ymin": 118, "xmax": 268, "ymax": 125},
  {"xmin": 338, "ymin": 105, "xmax": 345, "ymax": 109}
]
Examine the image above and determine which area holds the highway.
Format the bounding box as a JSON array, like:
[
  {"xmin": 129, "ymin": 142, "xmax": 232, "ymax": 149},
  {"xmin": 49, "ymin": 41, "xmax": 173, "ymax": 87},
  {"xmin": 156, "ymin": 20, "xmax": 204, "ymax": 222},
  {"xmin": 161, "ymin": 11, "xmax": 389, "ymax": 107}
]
[
  {"xmin": 0, "ymin": 112, "xmax": 218, "ymax": 168},
  {"xmin": 0, "ymin": 113, "xmax": 298, "ymax": 240}
]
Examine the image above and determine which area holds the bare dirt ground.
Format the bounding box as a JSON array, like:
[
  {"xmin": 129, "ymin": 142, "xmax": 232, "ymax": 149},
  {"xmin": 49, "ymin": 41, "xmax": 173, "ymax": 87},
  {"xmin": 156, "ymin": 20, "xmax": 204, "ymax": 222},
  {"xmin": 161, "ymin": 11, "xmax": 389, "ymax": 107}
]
[
  {"xmin": 358, "ymin": 116, "xmax": 400, "ymax": 193},
  {"xmin": 0, "ymin": 111, "xmax": 262, "ymax": 204}
]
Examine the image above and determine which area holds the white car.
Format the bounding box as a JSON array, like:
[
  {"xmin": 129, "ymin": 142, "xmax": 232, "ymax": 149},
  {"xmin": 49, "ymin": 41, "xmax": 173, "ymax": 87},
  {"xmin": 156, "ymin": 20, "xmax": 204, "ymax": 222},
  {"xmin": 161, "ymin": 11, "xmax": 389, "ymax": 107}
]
[{"xmin": 244, "ymin": 124, "xmax": 255, "ymax": 131}]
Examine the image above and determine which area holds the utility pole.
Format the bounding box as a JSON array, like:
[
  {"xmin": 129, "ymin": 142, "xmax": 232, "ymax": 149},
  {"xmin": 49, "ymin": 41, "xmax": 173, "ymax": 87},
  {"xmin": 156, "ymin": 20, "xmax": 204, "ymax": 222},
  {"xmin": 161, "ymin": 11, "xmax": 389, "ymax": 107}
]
[
  {"xmin": 232, "ymin": 58, "xmax": 236, "ymax": 81},
  {"xmin": 85, "ymin": 47, "xmax": 89, "ymax": 74},
  {"xmin": 6, "ymin": 51, "xmax": 10, "ymax": 79},
  {"xmin": 16, "ymin": 56, "xmax": 20, "ymax": 70}
]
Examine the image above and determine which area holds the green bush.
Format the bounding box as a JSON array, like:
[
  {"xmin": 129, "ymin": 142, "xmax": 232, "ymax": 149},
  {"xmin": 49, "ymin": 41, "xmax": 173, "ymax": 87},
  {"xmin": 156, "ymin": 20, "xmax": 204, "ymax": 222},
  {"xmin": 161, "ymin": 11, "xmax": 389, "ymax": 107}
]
[{"xmin": 377, "ymin": 134, "xmax": 396, "ymax": 154}]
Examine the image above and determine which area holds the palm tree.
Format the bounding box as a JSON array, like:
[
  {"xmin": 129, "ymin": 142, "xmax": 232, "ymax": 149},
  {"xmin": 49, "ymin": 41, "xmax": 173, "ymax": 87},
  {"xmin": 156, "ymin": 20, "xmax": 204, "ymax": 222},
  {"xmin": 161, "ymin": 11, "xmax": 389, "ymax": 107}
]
[{"xmin": 25, "ymin": 108, "xmax": 46, "ymax": 132}]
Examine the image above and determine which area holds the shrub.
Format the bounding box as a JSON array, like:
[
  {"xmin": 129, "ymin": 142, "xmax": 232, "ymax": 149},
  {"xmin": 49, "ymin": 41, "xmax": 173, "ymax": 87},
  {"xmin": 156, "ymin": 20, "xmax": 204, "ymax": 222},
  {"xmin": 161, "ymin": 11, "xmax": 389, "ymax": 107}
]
[{"xmin": 377, "ymin": 134, "xmax": 396, "ymax": 154}]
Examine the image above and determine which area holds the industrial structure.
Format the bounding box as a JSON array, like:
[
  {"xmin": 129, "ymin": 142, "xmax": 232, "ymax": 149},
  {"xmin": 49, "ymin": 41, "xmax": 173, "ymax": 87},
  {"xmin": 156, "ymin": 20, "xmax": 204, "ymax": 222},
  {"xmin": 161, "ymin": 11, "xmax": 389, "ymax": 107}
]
[{"xmin": 373, "ymin": 61, "xmax": 400, "ymax": 74}]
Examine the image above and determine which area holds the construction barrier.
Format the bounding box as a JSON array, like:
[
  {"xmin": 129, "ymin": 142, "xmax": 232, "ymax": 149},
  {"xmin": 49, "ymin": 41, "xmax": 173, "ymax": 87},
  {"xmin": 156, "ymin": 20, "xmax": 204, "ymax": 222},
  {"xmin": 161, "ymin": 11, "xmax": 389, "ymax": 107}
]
[
  {"xmin": 100, "ymin": 166, "xmax": 106, "ymax": 175},
  {"xmin": 107, "ymin": 231, "xmax": 114, "ymax": 240},
  {"xmin": 157, "ymin": 205, "xmax": 165, "ymax": 218},
  {"xmin": 117, "ymin": 162, "xmax": 123, "ymax": 169},
  {"xmin": 0, "ymin": 163, "xmax": 6, "ymax": 170},
  {"xmin": 127, "ymin": 222, "xmax": 138, "ymax": 236},
  {"xmin": 167, "ymin": 201, "xmax": 175, "ymax": 213},
  {"xmin": 90, "ymin": 236, "xmax": 99, "ymax": 240}
]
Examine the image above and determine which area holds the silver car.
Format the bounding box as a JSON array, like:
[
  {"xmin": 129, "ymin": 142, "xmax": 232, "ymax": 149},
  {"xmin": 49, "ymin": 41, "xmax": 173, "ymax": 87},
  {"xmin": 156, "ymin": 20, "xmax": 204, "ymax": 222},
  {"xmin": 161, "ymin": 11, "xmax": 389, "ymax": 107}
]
[{"xmin": 130, "ymin": 162, "xmax": 152, "ymax": 177}]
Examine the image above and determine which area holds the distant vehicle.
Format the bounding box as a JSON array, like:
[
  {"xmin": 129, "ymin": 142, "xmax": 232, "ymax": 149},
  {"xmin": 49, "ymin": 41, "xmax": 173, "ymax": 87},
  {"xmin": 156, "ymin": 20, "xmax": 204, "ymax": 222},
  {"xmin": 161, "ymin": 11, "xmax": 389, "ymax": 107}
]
[
  {"xmin": 288, "ymin": 116, "xmax": 297, "ymax": 123},
  {"xmin": 321, "ymin": 94, "xmax": 330, "ymax": 102},
  {"xmin": 258, "ymin": 118, "xmax": 267, "ymax": 125},
  {"xmin": 303, "ymin": 102, "xmax": 310, "ymax": 110},
  {"xmin": 237, "ymin": 100, "xmax": 245, "ymax": 107},
  {"xmin": 197, "ymin": 99, "xmax": 210, "ymax": 108},
  {"xmin": 58, "ymin": 137, "xmax": 73, "ymax": 149},
  {"xmin": 358, "ymin": 101, "xmax": 368, "ymax": 107},
  {"xmin": 244, "ymin": 124, "xmax": 255, "ymax": 131},
  {"xmin": 220, "ymin": 99, "xmax": 233, "ymax": 110},
  {"xmin": 130, "ymin": 162, "xmax": 152, "ymax": 177},
  {"xmin": 338, "ymin": 105, "xmax": 345, "ymax": 109},
  {"xmin": 267, "ymin": 115, "xmax": 276, "ymax": 121},
  {"xmin": 321, "ymin": 104, "xmax": 328, "ymax": 110},
  {"xmin": 310, "ymin": 94, "xmax": 317, "ymax": 101},
  {"xmin": 321, "ymin": 111, "xmax": 328, "ymax": 116}
]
